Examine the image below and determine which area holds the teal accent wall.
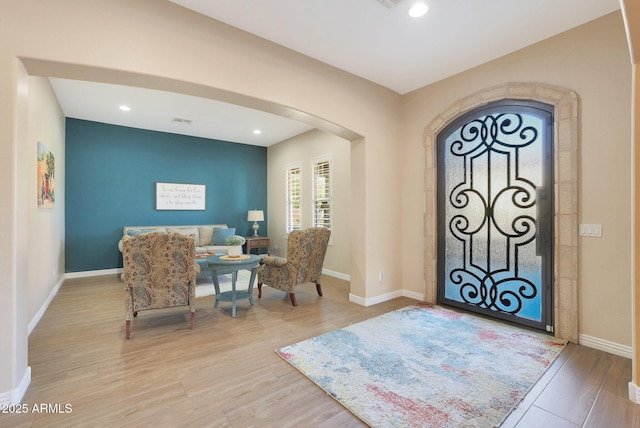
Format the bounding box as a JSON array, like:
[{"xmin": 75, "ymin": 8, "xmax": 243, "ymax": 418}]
[{"xmin": 65, "ymin": 119, "xmax": 267, "ymax": 272}]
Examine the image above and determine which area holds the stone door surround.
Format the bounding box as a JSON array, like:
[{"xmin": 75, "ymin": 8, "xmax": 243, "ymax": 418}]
[{"xmin": 423, "ymin": 83, "xmax": 579, "ymax": 343}]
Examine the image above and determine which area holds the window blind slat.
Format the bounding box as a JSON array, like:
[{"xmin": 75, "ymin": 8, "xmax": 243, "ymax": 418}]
[
  {"xmin": 286, "ymin": 166, "xmax": 301, "ymax": 232},
  {"xmin": 312, "ymin": 159, "xmax": 332, "ymax": 230}
]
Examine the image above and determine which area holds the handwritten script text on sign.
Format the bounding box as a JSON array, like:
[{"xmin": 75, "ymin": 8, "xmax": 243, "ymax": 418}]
[{"xmin": 156, "ymin": 182, "xmax": 205, "ymax": 210}]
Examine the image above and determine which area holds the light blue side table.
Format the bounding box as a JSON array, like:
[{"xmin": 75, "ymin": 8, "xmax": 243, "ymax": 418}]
[{"xmin": 206, "ymin": 254, "xmax": 261, "ymax": 317}]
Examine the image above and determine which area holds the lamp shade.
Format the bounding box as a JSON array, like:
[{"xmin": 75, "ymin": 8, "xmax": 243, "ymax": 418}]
[{"xmin": 247, "ymin": 210, "xmax": 264, "ymax": 222}]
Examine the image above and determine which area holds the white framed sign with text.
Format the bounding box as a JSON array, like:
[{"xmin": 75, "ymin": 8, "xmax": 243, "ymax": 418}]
[{"xmin": 156, "ymin": 182, "xmax": 206, "ymax": 210}]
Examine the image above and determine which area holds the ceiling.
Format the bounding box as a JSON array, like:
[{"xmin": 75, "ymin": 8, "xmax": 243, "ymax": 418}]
[
  {"xmin": 50, "ymin": 0, "xmax": 621, "ymax": 147},
  {"xmin": 171, "ymin": 0, "xmax": 620, "ymax": 94},
  {"xmin": 49, "ymin": 78, "xmax": 314, "ymax": 147}
]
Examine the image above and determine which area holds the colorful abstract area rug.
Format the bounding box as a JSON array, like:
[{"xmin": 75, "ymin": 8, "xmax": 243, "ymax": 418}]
[{"xmin": 276, "ymin": 304, "xmax": 566, "ymax": 428}]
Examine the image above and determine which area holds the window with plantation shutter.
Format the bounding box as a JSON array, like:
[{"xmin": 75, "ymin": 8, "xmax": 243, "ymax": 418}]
[
  {"xmin": 312, "ymin": 156, "xmax": 332, "ymax": 230},
  {"xmin": 286, "ymin": 165, "xmax": 301, "ymax": 233}
]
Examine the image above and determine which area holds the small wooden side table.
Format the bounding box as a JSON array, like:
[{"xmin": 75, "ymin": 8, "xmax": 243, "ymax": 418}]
[{"xmin": 245, "ymin": 236, "xmax": 270, "ymax": 255}]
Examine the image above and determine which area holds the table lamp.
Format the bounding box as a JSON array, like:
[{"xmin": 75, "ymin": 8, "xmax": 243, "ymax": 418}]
[{"xmin": 247, "ymin": 210, "xmax": 264, "ymax": 237}]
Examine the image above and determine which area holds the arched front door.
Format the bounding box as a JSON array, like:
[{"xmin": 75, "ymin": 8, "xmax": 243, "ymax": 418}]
[{"xmin": 437, "ymin": 100, "xmax": 554, "ymax": 332}]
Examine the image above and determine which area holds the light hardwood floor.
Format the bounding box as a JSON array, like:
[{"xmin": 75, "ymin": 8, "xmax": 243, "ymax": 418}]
[{"xmin": 3, "ymin": 274, "xmax": 638, "ymax": 427}]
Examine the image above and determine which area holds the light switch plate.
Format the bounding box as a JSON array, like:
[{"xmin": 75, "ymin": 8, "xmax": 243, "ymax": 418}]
[{"xmin": 579, "ymin": 224, "xmax": 602, "ymax": 237}]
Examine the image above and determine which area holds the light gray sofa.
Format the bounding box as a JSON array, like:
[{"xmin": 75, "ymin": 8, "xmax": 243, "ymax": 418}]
[{"xmin": 117, "ymin": 224, "xmax": 245, "ymax": 255}]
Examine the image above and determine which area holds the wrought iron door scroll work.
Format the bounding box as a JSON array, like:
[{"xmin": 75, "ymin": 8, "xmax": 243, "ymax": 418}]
[{"xmin": 438, "ymin": 101, "xmax": 554, "ymax": 330}]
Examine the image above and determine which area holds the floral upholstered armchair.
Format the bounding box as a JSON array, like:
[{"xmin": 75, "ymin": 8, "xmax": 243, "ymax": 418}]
[
  {"xmin": 122, "ymin": 231, "xmax": 200, "ymax": 339},
  {"xmin": 257, "ymin": 227, "xmax": 331, "ymax": 306}
]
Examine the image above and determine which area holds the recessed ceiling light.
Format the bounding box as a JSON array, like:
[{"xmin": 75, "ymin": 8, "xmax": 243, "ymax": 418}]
[
  {"xmin": 409, "ymin": 3, "xmax": 428, "ymax": 17},
  {"xmin": 119, "ymin": 105, "xmax": 131, "ymax": 112},
  {"xmin": 253, "ymin": 129, "xmax": 262, "ymax": 135}
]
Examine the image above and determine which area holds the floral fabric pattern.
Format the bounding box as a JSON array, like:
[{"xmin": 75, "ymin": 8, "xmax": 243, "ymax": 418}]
[
  {"xmin": 122, "ymin": 232, "xmax": 198, "ymax": 321},
  {"xmin": 258, "ymin": 227, "xmax": 331, "ymax": 294}
]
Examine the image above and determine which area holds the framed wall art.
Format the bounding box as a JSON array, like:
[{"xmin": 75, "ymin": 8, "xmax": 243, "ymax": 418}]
[
  {"xmin": 156, "ymin": 182, "xmax": 206, "ymax": 210},
  {"xmin": 37, "ymin": 142, "xmax": 55, "ymax": 209}
]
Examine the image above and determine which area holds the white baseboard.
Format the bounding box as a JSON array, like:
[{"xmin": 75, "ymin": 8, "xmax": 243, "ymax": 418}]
[
  {"xmin": 578, "ymin": 334, "xmax": 632, "ymax": 359},
  {"xmin": 28, "ymin": 269, "xmax": 123, "ymax": 335},
  {"xmin": 349, "ymin": 289, "xmax": 423, "ymax": 307},
  {"xmin": 55, "ymin": 270, "xmax": 636, "ymax": 363},
  {"xmin": 13, "ymin": 367, "xmax": 31, "ymax": 404},
  {"xmin": 322, "ymin": 268, "xmax": 350, "ymax": 281},
  {"xmin": 67, "ymin": 267, "xmax": 340, "ymax": 280},
  {"xmin": 403, "ymin": 290, "xmax": 427, "ymax": 301},
  {"xmin": 629, "ymin": 382, "xmax": 640, "ymax": 403},
  {"xmin": 64, "ymin": 268, "xmax": 122, "ymax": 279},
  {"xmin": 348, "ymin": 296, "xmax": 634, "ymax": 360},
  {"xmin": 0, "ymin": 366, "xmax": 31, "ymax": 405},
  {"xmin": 29, "ymin": 276, "xmax": 65, "ymax": 335}
]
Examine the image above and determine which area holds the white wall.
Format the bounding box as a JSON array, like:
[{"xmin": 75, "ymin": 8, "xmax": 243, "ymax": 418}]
[
  {"xmin": 0, "ymin": 0, "xmax": 634, "ymax": 404},
  {"xmin": 267, "ymin": 129, "xmax": 350, "ymax": 276},
  {"xmin": 0, "ymin": 0, "xmax": 400, "ymax": 402},
  {"xmin": 0, "ymin": 73, "xmax": 65, "ymax": 404},
  {"xmin": 400, "ymin": 12, "xmax": 633, "ymax": 347},
  {"xmin": 27, "ymin": 76, "xmax": 65, "ymax": 331}
]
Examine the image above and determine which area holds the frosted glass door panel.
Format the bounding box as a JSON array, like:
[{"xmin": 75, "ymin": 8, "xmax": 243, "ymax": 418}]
[{"xmin": 437, "ymin": 101, "xmax": 553, "ymax": 331}]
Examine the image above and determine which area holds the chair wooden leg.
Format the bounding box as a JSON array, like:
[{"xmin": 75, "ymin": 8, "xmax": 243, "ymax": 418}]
[
  {"xmin": 289, "ymin": 293, "xmax": 298, "ymax": 306},
  {"xmin": 190, "ymin": 311, "xmax": 195, "ymax": 329},
  {"xmin": 316, "ymin": 282, "xmax": 323, "ymax": 296},
  {"xmin": 125, "ymin": 320, "xmax": 131, "ymax": 339},
  {"xmin": 257, "ymin": 282, "xmax": 262, "ymax": 298}
]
